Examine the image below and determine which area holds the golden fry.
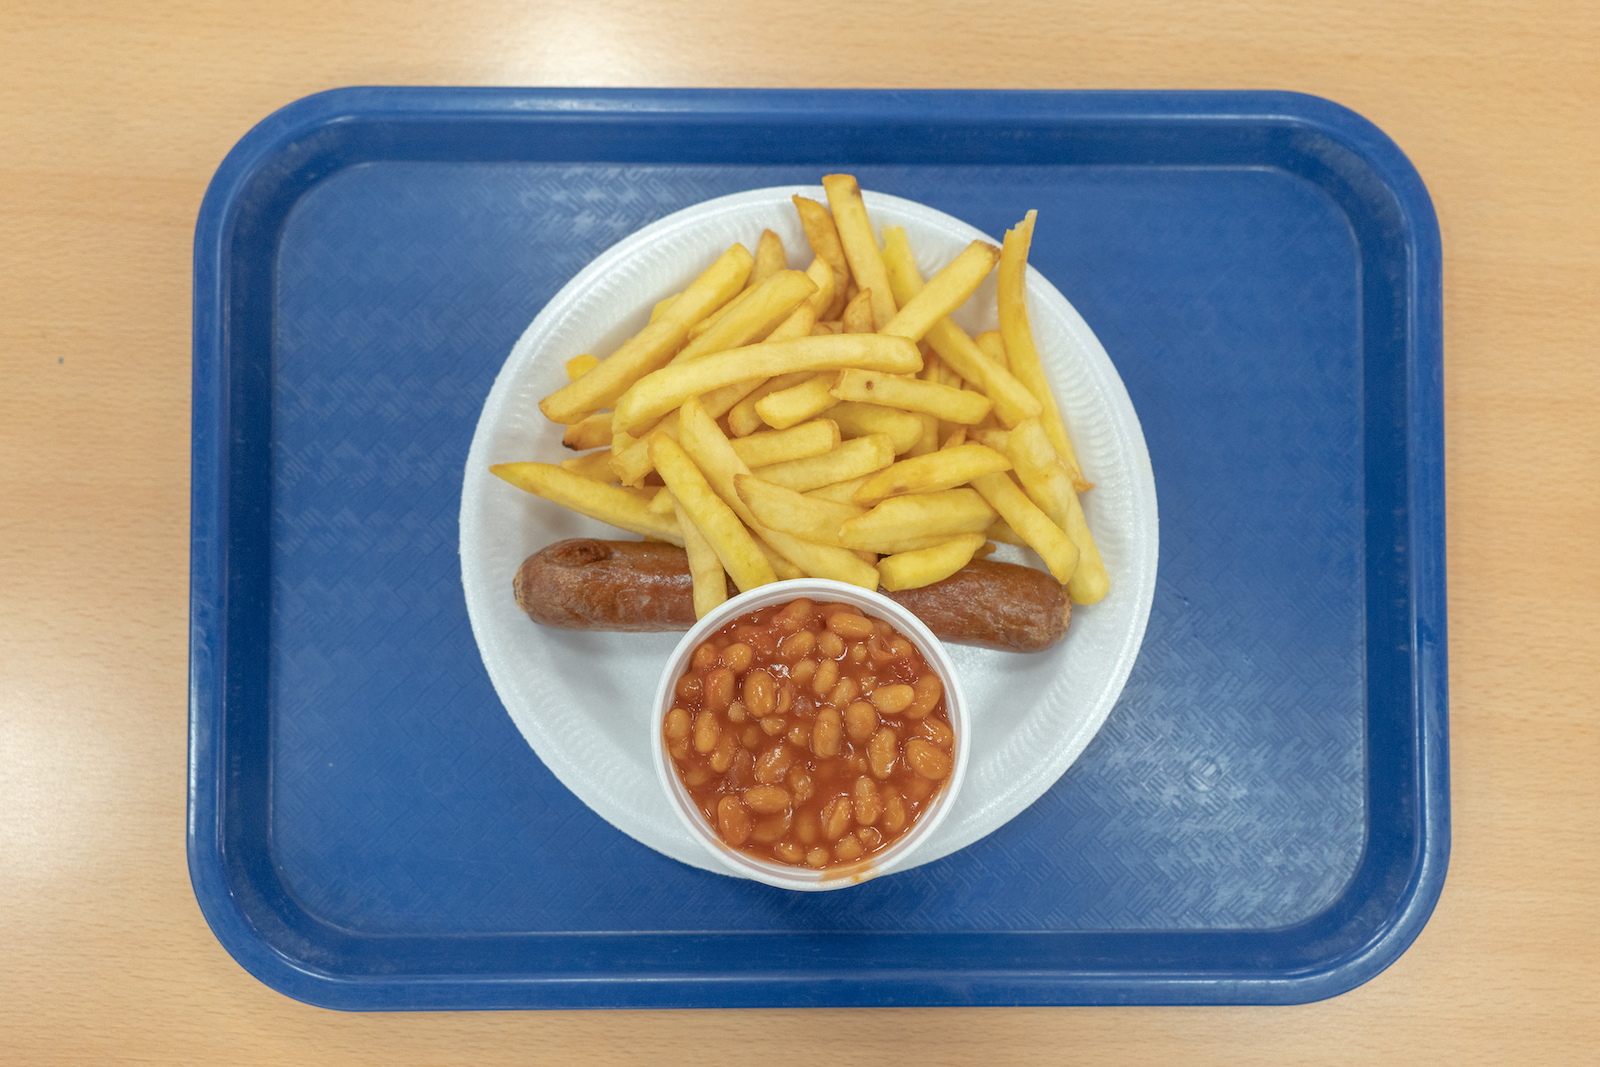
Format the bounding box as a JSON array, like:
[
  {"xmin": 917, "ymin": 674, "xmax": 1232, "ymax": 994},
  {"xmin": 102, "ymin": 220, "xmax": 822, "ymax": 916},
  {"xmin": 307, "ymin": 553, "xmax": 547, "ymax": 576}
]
[
  {"xmin": 754, "ymin": 372, "xmax": 840, "ymax": 430},
  {"xmin": 648, "ymin": 432, "xmax": 775, "ymax": 591},
  {"xmin": 673, "ymin": 496, "xmax": 730, "ymax": 618},
  {"xmin": 999, "ymin": 211, "xmax": 1087, "ymax": 484},
  {"xmin": 941, "ymin": 427, "xmax": 967, "ymax": 449},
  {"xmin": 674, "ymin": 269, "xmax": 816, "ymax": 363},
  {"xmin": 540, "ymin": 243, "xmax": 751, "ymax": 423},
  {"xmin": 825, "ymin": 401, "xmax": 924, "ymax": 454},
  {"xmin": 735, "ymin": 473, "xmax": 864, "ymax": 544},
  {"xmin": 841, "ymin": 288, "xmax": 876, "ymax": 334},
  {"xmin": 676, "ymin": 399, "xmax": 880, "ymax": 588},
  {"xmin": 558, "ymin": 450, "xmax": 619, "ymax": 483},
  {"xmin": 804, "ymin": 258, "xmax": 835, "ymax": 319},
  {"xmin": 648, "ymin": 486, "xmax": 676, "ymax": 515},
  {"xmin": 970, "ymin": 471, "xmax": 1079, "ymax": 584},
  {"xmin": 821, "ymin": 174, "xmax": 897, "ymax": 329},
  {"xmin": 792, "ymin": 195, "xmax": 852, "ymax": 319},
  {"xmin": 608, "ymin": 408, "xmax": 677, "ymax": 487},
  {"xmin": 728, "ymin": 418, "xmax": 840, "ymax": 468},
  {"xmin": 987, "ymin": 518, "xmax": 1025, "ymax": 547},
  {"xmin": 648, "ymin": 294, "xmax": 680, "ymax": 324},
  {"xmin": 565, "ymin": 354, "xmax": 599, "ymax": 380},
  {"xmin": 747, "ymin": 229, "xmax": 787, "ymax": 290},
  {"xmin": 850, "ymin": 443, "xmax": 1012, "ymax": 506},
  {"xmin": 561, "ymin": 411, "xmax": 613, "ymax": 451},
  {"xmin": 490, "ymin": 462, "xmax": 682, "ymax": 544},
  {"xmin": 879, "ymin": 240, "xmax": 1001, "ymax": 344},
  {"xmin": 802, "ymin": 474, "xmax": 873, "ymax": 505},
  {"xmin": 829, "ymin": 368, "xmax": 992, "ymax": 425},
  {"xmin": 612, "ymin": 334, "xmax": 921, "ymax": 433},
  {"xmin": 877, "ymin": 532, "xmax": 987, "ymax": 592},
  {"xmin": 727, "ymin": 370, "xmax": 815, "ymax": 437},
  {"xmin": 752, "ymin": 433, "xmax": 896, "ymax": 494},
  {"xmin": 1009, "ymin": 420, "xmax": 1109, "ymax": 604},
  {"xmin": 973, "ymin": 329, "xmax": 1006, "ymax": 367},
  {"xmin": 837, "ymin": 488, "xmax": 996, "ymax": 551}
]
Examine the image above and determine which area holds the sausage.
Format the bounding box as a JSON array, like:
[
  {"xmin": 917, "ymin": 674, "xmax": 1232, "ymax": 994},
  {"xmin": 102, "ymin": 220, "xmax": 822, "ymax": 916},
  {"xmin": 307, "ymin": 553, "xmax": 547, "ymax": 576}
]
[{"xmin": 513, "ymin": 539, "xmax": 1069, "ymax": 652}]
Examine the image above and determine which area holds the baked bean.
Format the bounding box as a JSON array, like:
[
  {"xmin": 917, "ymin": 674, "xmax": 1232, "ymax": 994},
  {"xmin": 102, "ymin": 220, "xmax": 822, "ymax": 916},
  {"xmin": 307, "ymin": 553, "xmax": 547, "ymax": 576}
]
[
  {"xmin": 710, "ymin": 732, "xmax": 738, "ymax": 773},
  {"xmin": 743, "ymin": 670, "xmax": 775, "ymax": 717},
  {"xmin": 853, "ymin": 776, "xmax": 883, "ymax": 826},
  {"xmin": 918, "ymin": 718, "xmax": 955, "ymax": 749},
  {"xmin": 703, "ymin": 667, "xmax": 735, "ymax": 711},
  {"xmin": 667, "ymin": 598, "xmax": 953, "ymax": 870},
  {"xmin": 905, "ymin": 674, "xmax": 942, "ymax": 719},
  {"xmin": 870, "ymin": 683, "xmax": 915, "ymax": 715},
  {"xmin": 744, "ymin": 784, "xmax": 791, "ymax": 814},
  {"xmin": 820, "ymin": 796, "xmax": 853, "ymax": 840},
  {"xmin": 812, "ymin": 707, "xmax": 843, "ymax": 758},
  {"xmin": 906, "ymin": 738, "xmax": 952, "ymax": 780},
  {"xmin": 827, "ymin": 612, "xmax": 874, "ymax": 640},
  {"xmin": 812, "ymin": 657, "xmax": 839, "ymax": 697},
  {"xmin": 754, "ymin": 744, "xmax": 796, "ymax": 784},
  {"xmin": 717, "ymin": 796, "xmax": 753, "ymax": 847},
  {"xmin": 693, "ymin": 710, "xmax": 721, "ymax": 754},
  {"xmin": 845, "ymin": 700, "xmax": 878, "ymax": 743},
  {"xmin": 868, "ymin": 727, "xmax": 899, "ymax": 779},
  {"xmin": 721, "ymin": 642, "xmax": 754, "ymax": 673},
  {"xmin": 779, "ymin": 629, "xmax": 816, "ymax": 660}
]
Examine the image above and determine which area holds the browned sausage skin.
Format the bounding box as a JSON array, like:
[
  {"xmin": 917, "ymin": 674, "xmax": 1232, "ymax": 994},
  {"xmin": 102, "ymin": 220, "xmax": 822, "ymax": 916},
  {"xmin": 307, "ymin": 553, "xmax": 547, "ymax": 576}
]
[{"xmin": 513, "ymin": 539, "xmax": 1069, "ymax": 652}]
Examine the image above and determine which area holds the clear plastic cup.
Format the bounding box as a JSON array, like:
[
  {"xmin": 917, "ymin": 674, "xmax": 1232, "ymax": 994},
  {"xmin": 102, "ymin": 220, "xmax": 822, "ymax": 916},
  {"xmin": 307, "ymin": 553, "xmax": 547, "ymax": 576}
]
[{"xmin": 652, "ymin": 578, "xmax": 970, "ymax": 891}]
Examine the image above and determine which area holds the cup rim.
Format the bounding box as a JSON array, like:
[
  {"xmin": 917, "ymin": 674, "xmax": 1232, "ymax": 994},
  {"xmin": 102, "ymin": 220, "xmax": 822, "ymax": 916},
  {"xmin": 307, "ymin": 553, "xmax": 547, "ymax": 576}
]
[{"xmin": 651, "ymin": 578, "xmax": 970, "ymax": 891}]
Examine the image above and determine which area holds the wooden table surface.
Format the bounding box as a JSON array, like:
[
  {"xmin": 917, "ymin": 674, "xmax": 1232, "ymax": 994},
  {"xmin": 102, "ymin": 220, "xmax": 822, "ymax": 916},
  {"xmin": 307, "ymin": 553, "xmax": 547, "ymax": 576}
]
[{"xmin": 3, "ymin": 1, "xmax": 1596, "ymax": 1062}]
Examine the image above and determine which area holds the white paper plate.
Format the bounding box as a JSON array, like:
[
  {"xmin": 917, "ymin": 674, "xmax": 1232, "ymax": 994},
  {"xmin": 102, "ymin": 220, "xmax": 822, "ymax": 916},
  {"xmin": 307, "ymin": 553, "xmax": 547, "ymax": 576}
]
[{"xmin": 460, "ymin": 186, "xmax": 1158, "ymax": 876}]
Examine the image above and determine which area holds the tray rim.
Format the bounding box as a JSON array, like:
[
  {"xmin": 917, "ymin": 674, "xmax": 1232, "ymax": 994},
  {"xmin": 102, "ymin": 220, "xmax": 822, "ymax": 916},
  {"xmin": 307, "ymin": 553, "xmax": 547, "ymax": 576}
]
[{"xmin": 189, "ymin": 85, "xmax": 1447, "ymax": 1010}]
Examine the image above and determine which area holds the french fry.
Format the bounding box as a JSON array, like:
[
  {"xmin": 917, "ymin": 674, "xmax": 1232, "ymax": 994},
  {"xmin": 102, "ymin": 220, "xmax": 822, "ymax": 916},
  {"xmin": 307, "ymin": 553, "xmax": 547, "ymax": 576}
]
[
  {"xmin": 540, "ymin": 243, "xmax": 752, "ymax": 423},
  {"xmin": 1008, "ymin": 419, "xmax": 1109, "ymax": 604},
  {"xmin": 612, "ymin": 334, "xmax": 921, "ymax": 433},
  {"xmin": 727, "ymin": 370, "xmax": 815, "ymax": 437},
  {"xmin": 803, "ymin": 474, "xmax": 873, "ymax": 505},
  {"xmin": 970, "ymin": 471, "xmax": 1080, "ymax": 584},
  {"xmin": 826, "ymin": 401, "xmax": 924, "ymax": 454},
  {"xmin": 836, "ymin": 488, "xmax": 996, "ymax": 550},
  {"xmin": 755, "ymin": 372, "xmax": 840, "ymax": 430},
  {"xmin": 792, "ymin": 195, "xmax": 852, "ymax": 319},
  {"xmin": 685, "ymin": 303, "xmax": 823, "ymax": 431},
  {"xmin": 648, "ymin": 486, "xmax": 676, "ymax": 514},
  {"xmin": 878, "ymin": 532, "xmax": 988, "ymax": 592},
  {"xmin": 735, "ymin": 473, "xmax": 864, "ymax": 544},
  {"xmin": 490, "ymin": 462, "xmax": 683, "ymax": 545},
  {"xmin": 673, "ymin": 269, "xmax": 817, "ymax": 363},
  {"xmin": 648, "ymin": 294, "xmax": 680, "ymax": 324},
  {"xmin": 752, "ymin": 433, "xmax": 896, "ymax": 494},
  {"xmin": 672, "ymin": 496, "xmax": 730, "ymax": 618},
  {"xmin": 829, "ymin": 368, "xmax": 992, "ymax": 425},
  {"xmin": 974, "ymin": 427, "xmax": 1011, "ymax": 453},
  {"xmin": 880, "ymin": 225, "xmax": 1042, "ymax": 429},
  {"xmin": 974, "ymin": 329, "xmax": 1006, "ymax": 367},
  {"xmin": 941, "ymin": 427, "xmax": 967, "ymax": 449},
  {"xmin": 565, "ymin": 354, "xmax": 599, "ymax": 380},
  {"xmin": 850, "ymin": 443, "xmax": 1012, "ymax": 506},
  {"xmin": 686, "ymin": 286, "xmax": 752, "ymax": 341},
  {"xmin": 763, "ymin": 302, "xmax": 817, "ymax": 343},
  {"xmin": 879, "ymin": 240, "xmax": 1001, "ymax": 344},
  {"xmin": 987, "ymin": 518, "xmax": 1025, "ymax": 547},
  {"xmin": 728, "ymin": 418, "xmax": 840, "ymax": 469},
  {"xmin": 608, "ymin": 408, "xmax": 678, "ymax": 487},
  {"xmin": 747, "ymin": 229, "xmax": 787, "ymax": 290},
  {"xmin": 561, "ymin": 411, "xmax": 614, "ymax": 451},
  {"xmin": 648, "ymin": 432, "xmax": 775, "ymax": 591},
  {"xmin": 559, "ymin": 450, "xmax": 619, "ymax": 483},
  {"xmin": 841, "ymin": 288, "xmax": 876, "ymax": 334},
  {"xmin": 999, "ymin": 211, "xmax": 1089, "ymax": 488},
  {"xmin": 676, "ymin": 399, "xmax": 880, "ymax": 588},
  {"xmin": 822, "ymin": 174, "xmax": 897, "ymax": 330},
  {"xmin": 804, "ymin": 258, "xmax": 835, "ymax": 319}
]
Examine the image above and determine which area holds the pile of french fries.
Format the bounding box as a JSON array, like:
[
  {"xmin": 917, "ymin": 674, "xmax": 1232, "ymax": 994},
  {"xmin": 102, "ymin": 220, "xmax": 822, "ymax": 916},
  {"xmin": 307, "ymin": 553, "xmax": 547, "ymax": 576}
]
[{"xmin": 491, "ymin": 174, "xmax": 1109, "ymax": 619}]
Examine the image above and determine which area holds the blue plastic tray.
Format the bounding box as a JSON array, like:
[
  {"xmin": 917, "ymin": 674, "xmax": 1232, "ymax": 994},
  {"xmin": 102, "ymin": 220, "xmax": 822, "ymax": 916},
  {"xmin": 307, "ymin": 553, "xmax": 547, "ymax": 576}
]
[{"xmin": 189, "ymin": 88, "xmax": 1447, "ymax": 1009}]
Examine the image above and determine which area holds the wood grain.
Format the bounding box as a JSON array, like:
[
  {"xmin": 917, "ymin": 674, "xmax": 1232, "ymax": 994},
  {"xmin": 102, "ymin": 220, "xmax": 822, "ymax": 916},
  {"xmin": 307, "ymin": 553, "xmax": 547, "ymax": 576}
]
[{"xmin": 2, "ymin": 0, "xmax": 1596, "ymax": 1062}]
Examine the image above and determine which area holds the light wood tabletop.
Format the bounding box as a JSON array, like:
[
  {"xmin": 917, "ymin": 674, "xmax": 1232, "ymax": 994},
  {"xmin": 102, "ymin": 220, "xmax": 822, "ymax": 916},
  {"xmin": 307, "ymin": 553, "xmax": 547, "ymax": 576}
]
[{"xmin": 3, "ymin": 1, "xmax": 1596, "ymax": 1063}]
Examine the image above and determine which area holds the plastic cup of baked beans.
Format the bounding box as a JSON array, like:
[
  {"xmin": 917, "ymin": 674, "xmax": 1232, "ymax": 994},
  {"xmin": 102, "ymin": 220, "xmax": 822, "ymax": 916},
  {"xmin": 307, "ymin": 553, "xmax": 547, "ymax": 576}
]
[{"xmin": 652, "ymin": 578, "xmax": 970, "ymax": 891}]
